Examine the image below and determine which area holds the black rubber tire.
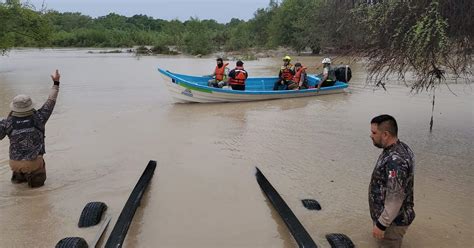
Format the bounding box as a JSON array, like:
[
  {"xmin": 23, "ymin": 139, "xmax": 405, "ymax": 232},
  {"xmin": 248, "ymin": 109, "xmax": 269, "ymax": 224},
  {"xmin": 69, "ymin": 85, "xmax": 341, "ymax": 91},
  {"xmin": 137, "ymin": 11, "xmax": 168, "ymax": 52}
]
[
  {"xmin": 55, "ymin": 237, "xmax": 88, "ymax": 248},
  {"xmin": 301, "ymin": 199, "xmax": 322, "ymax": 210},
  {"xmin": 78, "ymin": 202, "xmax": 107, "ymax": 228},
  {"xmin": 326, "ymin": 233, "xmax": 355, "ymax": 248}
]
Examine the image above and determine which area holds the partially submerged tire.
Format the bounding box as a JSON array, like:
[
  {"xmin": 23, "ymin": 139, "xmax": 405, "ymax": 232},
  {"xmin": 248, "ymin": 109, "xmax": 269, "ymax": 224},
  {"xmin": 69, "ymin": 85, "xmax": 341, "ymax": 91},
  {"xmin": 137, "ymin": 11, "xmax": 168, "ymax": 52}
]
[
  {"xmin": 326, "ymin": 233, "xmax": 355, "ymax": 248},
  {"xmin": 55, "ymin": 237, "xmax": 88, "ymax": 248},
  {"xmin": 78, "ymin": 202, "xmax": 107, "ymax": 228},
  {"xmin": 301, "ymin": 199, "xmax": 322, "ymax": 210}
]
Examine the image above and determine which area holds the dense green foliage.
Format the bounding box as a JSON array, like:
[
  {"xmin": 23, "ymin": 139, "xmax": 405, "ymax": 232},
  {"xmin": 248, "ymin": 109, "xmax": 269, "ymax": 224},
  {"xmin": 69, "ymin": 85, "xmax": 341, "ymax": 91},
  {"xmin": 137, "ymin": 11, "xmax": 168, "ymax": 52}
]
[
  {"xmin": 351, "ymin": 0, "xmax": 472, "ymax": 91},
  {"xmin": 0, "ymin": 1, "xmax": 51, "ymax": 54},
  {"xmin": 1, "ymin": 0, "xmax": 339, "ymax": 54},
  {"xmin": 1, "ymin": 0, "xmax": 472, "ymax": 90}
]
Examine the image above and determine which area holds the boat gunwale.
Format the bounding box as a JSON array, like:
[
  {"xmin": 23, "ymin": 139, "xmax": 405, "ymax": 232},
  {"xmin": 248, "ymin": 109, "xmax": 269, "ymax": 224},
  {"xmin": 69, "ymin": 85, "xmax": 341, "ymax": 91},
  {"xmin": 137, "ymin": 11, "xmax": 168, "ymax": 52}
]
[{"xmin": 158, "ymin": 68, "xmax": 349, "ymax": 96}]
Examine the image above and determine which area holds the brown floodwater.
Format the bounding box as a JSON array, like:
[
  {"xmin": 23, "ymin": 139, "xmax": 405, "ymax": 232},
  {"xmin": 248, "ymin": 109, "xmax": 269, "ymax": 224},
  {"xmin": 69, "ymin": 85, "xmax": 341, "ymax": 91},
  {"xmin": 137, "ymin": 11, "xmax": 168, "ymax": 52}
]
[{"xmin": 0, "ymin": 49, "xmax": 472, "ymax": 248}]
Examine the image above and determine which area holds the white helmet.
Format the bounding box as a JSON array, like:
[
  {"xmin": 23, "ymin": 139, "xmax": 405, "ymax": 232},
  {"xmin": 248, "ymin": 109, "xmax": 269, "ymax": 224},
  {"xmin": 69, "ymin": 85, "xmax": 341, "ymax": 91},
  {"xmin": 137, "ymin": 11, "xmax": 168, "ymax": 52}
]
[{"xmin": 322, "ymin": 57, "xmax": 331, "ymax": 64}]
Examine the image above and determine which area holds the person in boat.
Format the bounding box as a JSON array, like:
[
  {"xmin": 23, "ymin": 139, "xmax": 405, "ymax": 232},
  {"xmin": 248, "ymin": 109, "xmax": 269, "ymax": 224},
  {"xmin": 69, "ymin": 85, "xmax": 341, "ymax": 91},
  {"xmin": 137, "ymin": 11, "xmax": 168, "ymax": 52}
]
[
  {"xmin": 316, "ymin": 57, "xmax": 336, "ymax": 90},
  {"xmin": 369, "ymin": 114, "xmax": 415, "ymax": 248},
  {"xmin": 0, "ymin": 70, "xmax": 61, "ymax": 188},
  {"xmin": 208, "ymin": 58, "xmax": 229, "ymax": 88},
  {"xmin": 287, "ymin": 62, "xmax": 309, "ymax": 90},
  {"xmin": 273, "ymin": 55, "xmax": 295, "ymax": 90},
  {"xmin": 228, "ymin": 60, "xmax": 248, "ymax": 91}
]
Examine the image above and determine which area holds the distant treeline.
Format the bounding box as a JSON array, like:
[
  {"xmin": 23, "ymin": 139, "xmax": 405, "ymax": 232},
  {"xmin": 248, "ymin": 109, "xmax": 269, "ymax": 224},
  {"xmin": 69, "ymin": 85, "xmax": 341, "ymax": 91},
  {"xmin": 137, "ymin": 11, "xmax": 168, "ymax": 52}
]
[
  {"xmin": 1, "ymin": 0, "xmax": 472, "ymax": 89},
  {"xmin": 1, "ymin": 0, "xmax": 471, "ymax": 56},
  {"xmin": 3, "ymin": 0, "xmax": 334, "ymax": 55}
]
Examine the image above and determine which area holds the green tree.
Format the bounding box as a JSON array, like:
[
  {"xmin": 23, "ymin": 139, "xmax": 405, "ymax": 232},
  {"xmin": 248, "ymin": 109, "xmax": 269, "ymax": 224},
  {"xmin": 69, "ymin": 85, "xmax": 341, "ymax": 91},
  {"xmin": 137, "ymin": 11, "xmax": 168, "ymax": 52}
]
[
  {"xmin": 127, "ymin": 14, "xmax": 163, "ymax": 32},
  {"xmin": 45, "ymin": 11, "xmax": 93, "ymax": 32},
  {"xmin": 0, "ymin": 1, "xmax": 52, "ymax": 54},
  {"xmin": 225, "ymin": 22, "xmax": 254, "ymax": 51},
  {"xmin": 247, "ymin": 6, "xmax": 276, "ymax": 48},
  {"xmin": 161, "ymin": 19, "xmax": 185, "ymax": 45},
  {"xmin": 95, "ymin": 13, "xmax": 132, "ymax": 30},
  {"xmin": 181, "ymin": 18, "xmax": 214, "ymax": 55},
  {"xmin": 351, "ymin": 0, "xmax": 472, "ymax": 91},
  {"xmin": 267, "ymin": 0, "xmax": 304, "ymax": 49},
  {"xmin": 347, "ymin": 0, "xmax": 472, "ymax": 131}
]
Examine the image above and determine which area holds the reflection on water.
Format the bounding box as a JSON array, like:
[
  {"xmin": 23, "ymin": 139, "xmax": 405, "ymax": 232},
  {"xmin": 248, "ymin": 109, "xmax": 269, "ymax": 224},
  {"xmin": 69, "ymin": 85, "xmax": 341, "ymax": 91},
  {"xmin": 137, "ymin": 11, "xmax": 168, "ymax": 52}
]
[{"xmin": 0, "ymin": 49, "xmax": 473, "ymax": 247}]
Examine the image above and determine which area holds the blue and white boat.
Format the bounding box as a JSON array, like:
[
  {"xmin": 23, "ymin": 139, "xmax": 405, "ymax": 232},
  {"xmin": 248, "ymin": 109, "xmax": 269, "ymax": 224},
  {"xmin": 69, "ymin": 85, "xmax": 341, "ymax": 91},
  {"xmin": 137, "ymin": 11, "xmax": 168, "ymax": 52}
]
[{"xmin": 158, "ymin": 68, "xmax": 349, "ymax": 103}]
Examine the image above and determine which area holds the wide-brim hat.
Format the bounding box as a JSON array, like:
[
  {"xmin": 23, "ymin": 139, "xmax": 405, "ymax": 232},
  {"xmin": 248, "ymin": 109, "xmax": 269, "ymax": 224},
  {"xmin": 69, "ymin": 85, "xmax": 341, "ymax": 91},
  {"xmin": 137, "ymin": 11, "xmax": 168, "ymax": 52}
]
[{"xmin": 10, "ymin": 94, "xmax": 34, "ymax": 112}]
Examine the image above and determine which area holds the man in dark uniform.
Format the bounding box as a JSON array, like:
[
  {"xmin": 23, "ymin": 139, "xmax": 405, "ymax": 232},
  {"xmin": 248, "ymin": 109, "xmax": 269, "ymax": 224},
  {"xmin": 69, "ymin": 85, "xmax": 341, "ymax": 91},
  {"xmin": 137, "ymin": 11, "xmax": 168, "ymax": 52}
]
[
  {"xmin": 369, "ymin": 114, "xmax": 415, "ymax": 248},
  {"xmin": 0, "ymin": 70, "xmax": 61, "ymax": 188}
]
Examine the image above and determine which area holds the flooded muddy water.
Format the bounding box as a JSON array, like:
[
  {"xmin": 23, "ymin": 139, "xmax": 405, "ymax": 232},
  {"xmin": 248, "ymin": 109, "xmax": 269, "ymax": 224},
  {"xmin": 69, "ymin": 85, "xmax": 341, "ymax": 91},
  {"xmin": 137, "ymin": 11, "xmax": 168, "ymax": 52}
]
[{"xmin": 0, "ymin": 49, "xmax": 472, "ymax": 247}]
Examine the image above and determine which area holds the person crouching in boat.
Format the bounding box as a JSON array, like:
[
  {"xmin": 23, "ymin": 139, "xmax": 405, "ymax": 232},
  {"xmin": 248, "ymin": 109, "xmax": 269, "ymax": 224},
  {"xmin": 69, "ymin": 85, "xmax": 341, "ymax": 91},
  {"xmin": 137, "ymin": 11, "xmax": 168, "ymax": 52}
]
[
  {"xmin": 228, "ymin": 60, "xmax": 248, "ymax": 91},
  {"xmin": 208, "ymin": 58, "xmax": 229, "ymax": 88},
  {"xmin": 0, "ymin": 70, "xmax": 61, "ymax": 188},
  {"xmin": 273, "ymin": 55, "xmax": 295, "ymax": 90},
  {"xmin": 316, "ymin": 57, "xmax": 336, "ymax": 90},
  {"xmin": 287, "ymin": 62, "xmax": 309, "ymax": 90}
]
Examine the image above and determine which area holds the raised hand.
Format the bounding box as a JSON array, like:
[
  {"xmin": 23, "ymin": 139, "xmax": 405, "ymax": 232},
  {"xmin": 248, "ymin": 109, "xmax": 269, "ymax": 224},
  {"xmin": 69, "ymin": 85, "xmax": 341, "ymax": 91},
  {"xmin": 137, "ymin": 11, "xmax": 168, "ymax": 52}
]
[{"xmin": 51, "ymin": 69, "xmax": 60, "ymax": 82}]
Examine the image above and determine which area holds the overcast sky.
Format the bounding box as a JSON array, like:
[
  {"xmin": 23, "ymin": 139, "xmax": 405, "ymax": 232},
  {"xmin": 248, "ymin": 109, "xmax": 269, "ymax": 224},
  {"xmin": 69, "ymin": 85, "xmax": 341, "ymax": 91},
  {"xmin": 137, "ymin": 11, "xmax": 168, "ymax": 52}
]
[{"xmin": 26, "ymin": 0, "xmax": 272, "ymax": 23}]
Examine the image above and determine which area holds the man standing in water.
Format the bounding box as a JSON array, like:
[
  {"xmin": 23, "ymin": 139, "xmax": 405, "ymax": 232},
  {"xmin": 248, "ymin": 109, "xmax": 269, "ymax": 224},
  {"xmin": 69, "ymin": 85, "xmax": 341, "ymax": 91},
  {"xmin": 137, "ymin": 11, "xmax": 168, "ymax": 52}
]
[
  {"xmin": 0, "ymin": 70, "xmax": 61, "ymax": 188},
  {"xmin": 369, "ymin": 114, "xmax": 415, "ymax": 248}
]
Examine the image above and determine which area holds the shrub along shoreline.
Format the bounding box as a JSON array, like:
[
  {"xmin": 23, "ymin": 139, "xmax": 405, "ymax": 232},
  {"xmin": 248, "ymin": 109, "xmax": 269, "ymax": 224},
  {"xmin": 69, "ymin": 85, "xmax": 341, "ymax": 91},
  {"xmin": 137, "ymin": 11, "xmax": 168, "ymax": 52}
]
[{"xmin": 2, "ymin": 0, "xmax": 471, "ymax": 94}]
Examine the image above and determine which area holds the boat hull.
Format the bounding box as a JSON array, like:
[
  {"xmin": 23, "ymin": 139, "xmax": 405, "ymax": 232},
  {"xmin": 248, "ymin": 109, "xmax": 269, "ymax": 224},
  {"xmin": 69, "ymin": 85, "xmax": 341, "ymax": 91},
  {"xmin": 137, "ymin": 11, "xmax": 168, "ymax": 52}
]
[{"xmin": 159, "ymin": 68, "xmax": 348, "ymax": 103}]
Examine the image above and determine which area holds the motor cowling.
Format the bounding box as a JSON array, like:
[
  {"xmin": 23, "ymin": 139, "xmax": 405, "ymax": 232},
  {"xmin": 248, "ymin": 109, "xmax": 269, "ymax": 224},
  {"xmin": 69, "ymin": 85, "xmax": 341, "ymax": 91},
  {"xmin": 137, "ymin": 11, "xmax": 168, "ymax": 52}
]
[{"xmin": 334, "ymin": 65, "xmax": 352, "ymax": 83}]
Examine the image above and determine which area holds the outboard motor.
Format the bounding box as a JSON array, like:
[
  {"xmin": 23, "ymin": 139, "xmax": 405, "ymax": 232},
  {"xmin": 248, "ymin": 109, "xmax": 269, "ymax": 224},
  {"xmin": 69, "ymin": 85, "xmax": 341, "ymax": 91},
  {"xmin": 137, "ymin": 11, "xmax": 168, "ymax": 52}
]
[{"xmin": 335, "ymin": 65, "xmax": 352, "ymax": 83}]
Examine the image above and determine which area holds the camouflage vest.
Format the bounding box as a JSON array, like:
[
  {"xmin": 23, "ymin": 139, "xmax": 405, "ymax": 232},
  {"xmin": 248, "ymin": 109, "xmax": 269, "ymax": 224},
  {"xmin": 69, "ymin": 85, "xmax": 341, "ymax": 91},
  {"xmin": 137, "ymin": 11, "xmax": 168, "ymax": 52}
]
[
  {"xmin": 6, "ymin": 113, "xmax": 46, "ymax": 160},
  {"xmin": 368, "ymin": 140, "xmax": 415, "ymax": 226}
]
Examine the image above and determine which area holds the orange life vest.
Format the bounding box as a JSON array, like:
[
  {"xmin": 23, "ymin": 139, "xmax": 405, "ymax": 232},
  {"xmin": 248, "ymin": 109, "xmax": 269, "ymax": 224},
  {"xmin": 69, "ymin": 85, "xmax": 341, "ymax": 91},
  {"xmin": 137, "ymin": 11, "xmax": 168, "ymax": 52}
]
[
  {"xmin": 229, "ymin": 67, "xmax": 247, "ymax": 85},
  {"xmin": 293, "ymin": 66, "xmax": 307, "ymax": 83},
  {"xmin": 280, "ymin": 64, "xmax": 294, "ymax": 80},
  {"xmin": 214, "ymin": 63, "xmax": 229, "ymax": 81}
]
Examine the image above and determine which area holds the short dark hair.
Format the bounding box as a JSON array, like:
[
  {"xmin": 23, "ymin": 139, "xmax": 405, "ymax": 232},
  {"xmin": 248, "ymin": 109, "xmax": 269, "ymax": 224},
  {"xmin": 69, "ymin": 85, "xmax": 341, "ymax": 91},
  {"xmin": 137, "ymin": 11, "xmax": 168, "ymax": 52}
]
[
  {"xmin": 236, "ymin": 60, "xmax": 244, "ymax": 66},
  {"xmin": 216, "ymin": 58, "xmax": 223, "ymax": 62},
  {"xmin": 295, "ymin": 62, "xmax": 302, "ymax": 67},
  {"xmin": 371, "ymin": 114, "xmax": 398, "ymax": 136}
]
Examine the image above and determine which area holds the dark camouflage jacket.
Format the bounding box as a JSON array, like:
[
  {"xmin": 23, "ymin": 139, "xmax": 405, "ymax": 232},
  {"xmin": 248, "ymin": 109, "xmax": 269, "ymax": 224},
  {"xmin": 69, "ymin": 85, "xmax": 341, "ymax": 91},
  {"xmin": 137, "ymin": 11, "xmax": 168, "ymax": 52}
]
[
  {"xmin": 0, "ymin": 86, "xmax": 59, "ymax": 161},
  {"xmin": 369, "ymin": 140, "xmax": 415, "ymax": 227}
]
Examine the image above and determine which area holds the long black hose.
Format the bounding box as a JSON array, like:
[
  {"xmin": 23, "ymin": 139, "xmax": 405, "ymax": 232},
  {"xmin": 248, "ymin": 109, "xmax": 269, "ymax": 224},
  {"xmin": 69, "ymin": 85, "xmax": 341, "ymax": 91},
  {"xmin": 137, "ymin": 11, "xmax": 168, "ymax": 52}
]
[
  {"xmin": 105, "ymin": 160, "xmax": 157, "ymax": 248},
  {"xmin": 255, "ymin": 167, "xmax": 317, "ymax": 248}
]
